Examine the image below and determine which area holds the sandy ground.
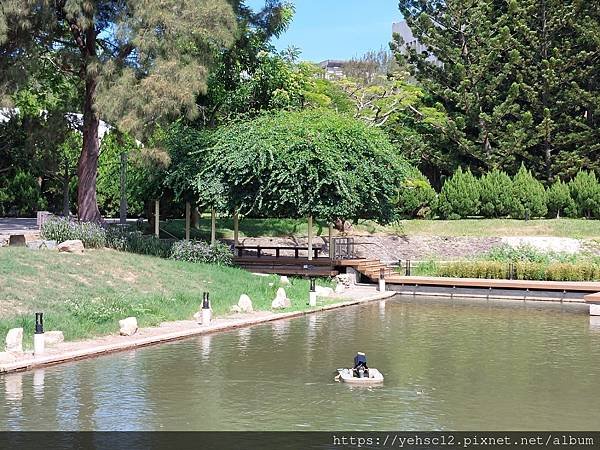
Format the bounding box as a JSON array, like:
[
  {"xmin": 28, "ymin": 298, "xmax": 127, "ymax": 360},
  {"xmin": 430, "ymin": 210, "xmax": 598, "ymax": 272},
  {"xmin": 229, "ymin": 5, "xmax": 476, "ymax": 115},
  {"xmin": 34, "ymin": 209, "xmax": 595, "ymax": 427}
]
[{"xmin": 0, "ymin": 285, "xmax": 393, "ymax": 374}]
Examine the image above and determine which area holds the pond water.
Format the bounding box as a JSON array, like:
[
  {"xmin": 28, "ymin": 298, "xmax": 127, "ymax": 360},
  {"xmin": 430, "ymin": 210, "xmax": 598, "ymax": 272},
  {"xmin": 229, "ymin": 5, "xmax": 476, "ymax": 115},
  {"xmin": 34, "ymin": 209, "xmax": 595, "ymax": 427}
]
[{"xmin": 1, "ymin": 297, "xmax": 599, "ymax": 431}]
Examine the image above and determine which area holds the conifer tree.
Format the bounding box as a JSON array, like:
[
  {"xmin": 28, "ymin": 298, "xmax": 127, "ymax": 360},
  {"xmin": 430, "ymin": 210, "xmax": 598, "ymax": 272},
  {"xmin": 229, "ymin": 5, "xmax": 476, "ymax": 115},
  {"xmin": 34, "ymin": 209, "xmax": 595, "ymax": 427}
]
[
  {"xmin": 479, "ymin": 169, "xmax": 513, "ymax": 218},
  {"xmin": 436, "ymin": 167, "xmax": 480, "ymax": 219},
  {"xmin": 569, "ymin": 171, "xmax": 600, "ymax": 219},
  {"xmin": 546, "ymin": 180, "xmax": 576, "ymax": 219},
  {"xmin": 510, "ymin": 165, "xmax": 547, "ymax": 219},
  {"xmin": 0, "ymin": 1, "xmax": 236, "ymax": 221}
]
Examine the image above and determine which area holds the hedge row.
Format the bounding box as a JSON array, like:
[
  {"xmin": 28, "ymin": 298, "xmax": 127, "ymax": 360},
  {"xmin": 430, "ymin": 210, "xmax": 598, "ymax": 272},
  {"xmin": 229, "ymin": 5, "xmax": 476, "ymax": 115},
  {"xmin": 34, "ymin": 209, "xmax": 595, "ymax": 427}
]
[
  {"xmin": 402, "ymin": 165, "xmax": 600, "ymax": 220},
  {"xmin": 437, "ymin": 260, "xmax": 600, "ymax": 282}
]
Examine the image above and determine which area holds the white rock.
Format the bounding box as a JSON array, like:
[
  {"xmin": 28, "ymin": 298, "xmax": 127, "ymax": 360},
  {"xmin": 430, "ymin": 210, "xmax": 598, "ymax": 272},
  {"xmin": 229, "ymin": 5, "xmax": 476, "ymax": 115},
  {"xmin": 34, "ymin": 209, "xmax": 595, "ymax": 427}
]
[
  {"xmin": 193, "ymin": 311, "xmax": 203, "ymax": 323},
  {"xmin": 238, "ymin": 294, "xmax": 253, "ymax": 313},
  {"xmin": 315, "ymin": 285, "xmax": 334, "ymax": 297},
  {"xmin": 271, "ymin": 287, "xmax": 291, "ymax": 309},
  {"xmin": 0, "ymin": 352, "xmax": 16, "ymax": 364},
  {"xmin": 44, "ymin": 331, "xmax": 64, "ymax": 346},
  {"xmin": 118, "ymin": 317, "xmax": 138, "ymax": 336},
  {"xmin": 5, "ymin": 328, "xmax": 23, "ymax": 353},
  {"xmin": 335, "ymin": 283, "xmax": 346, "ymax": 294},
  {"xmin": 336, "ymin": 274, "xmax": 354, "ymax": 287},
  {"xmin": 279, "ymin": 276, "xmax": 290, "ymax": 285},
  {"xmin": 57, "ymin": 239, "xmax": 84, "ymax": 254}
]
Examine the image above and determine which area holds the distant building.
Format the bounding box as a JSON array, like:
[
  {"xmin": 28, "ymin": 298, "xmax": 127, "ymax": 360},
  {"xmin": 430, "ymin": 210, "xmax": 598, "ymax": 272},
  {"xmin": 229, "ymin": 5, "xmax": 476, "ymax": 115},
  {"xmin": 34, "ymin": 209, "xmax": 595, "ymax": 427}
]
[
  {"xmin": 318, "ymin": 60, "xmax": 347, "ymax": 79},
  {"xmin": 392, "ymin": 20, "xmax": 440, "ymax": 65}
]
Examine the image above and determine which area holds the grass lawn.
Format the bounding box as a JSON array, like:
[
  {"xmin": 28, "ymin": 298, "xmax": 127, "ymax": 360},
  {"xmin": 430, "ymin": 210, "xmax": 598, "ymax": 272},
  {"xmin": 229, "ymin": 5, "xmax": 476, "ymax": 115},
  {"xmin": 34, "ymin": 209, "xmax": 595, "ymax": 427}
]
[
  {"xmin": 160, "ymin": 217, "xmax": 600, "ymax": 240},
  {"xmin": 0, "ymin": 248, "xmax": 332, "ymax": 347}
]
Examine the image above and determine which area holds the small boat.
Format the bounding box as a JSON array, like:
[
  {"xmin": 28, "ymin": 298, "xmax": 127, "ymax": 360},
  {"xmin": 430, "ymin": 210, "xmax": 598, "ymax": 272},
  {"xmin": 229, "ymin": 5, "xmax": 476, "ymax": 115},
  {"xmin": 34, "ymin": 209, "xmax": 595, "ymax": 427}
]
[
  {"xmin": 336, "ymin": 367, "xmax": 384, "ymax": 384},
  {"xmin": 335, "ymin": 352, "xmax": 384, "ymax": 384}
]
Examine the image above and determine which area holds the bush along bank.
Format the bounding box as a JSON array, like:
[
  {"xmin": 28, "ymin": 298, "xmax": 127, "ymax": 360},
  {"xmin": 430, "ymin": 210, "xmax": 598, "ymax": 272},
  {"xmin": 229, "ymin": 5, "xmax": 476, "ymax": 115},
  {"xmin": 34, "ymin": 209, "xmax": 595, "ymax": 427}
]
[
  {"xmin": 410, "ymin": 245, "xmax": 600, "ymax": 281},
  {"xmin": 41, "ymin": 217, "xmax": 232, "ymax": 264},
  {"xmin": 406, "ymin": 166, "xmax": 600, "ymax": 220}
]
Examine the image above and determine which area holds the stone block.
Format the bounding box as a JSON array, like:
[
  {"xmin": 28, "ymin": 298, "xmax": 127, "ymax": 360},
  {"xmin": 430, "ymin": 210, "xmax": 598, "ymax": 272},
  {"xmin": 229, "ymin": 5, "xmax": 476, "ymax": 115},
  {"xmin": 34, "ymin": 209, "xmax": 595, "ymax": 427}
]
[
  {"xmin": 119, "ymin": 317, "xmax": 138, "ymax": 336},
  {"xmin": 238, "ymin": 294, "xmax": 253, "ymax": 313},
  {"xmin": 5, "ymin": 328, "xmax": 23, "ymax": 353},
  {"xmin": 57, "ymin": 240, "xmax": 84, "ymax": 254}
]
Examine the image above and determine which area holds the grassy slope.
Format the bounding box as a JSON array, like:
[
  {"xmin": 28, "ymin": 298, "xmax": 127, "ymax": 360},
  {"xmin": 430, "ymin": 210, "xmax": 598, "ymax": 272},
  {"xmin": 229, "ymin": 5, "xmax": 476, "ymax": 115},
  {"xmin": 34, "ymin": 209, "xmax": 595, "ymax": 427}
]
[
  {"xmin": 161, "ymin": 217, "xmax": 600, "ymax": 240},
  {"xmin": 0, "ymin": 248, "xmax": 328, "ymax": 346}
]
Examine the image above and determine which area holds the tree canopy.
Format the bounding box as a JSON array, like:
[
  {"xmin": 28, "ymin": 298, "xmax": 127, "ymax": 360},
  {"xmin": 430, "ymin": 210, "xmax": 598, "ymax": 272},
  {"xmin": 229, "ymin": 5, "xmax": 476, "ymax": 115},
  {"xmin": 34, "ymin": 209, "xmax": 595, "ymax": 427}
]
[
  {"xmin": 1, "ymin": 0, "xmax": 236, "ymax": 221},
  {"xmin": 185, "ymin": 109, "xmax": 411, "ymax": 223},
  {"xmin": 397, "ymin": 0, "xmax": 600, "ymax": 182}
]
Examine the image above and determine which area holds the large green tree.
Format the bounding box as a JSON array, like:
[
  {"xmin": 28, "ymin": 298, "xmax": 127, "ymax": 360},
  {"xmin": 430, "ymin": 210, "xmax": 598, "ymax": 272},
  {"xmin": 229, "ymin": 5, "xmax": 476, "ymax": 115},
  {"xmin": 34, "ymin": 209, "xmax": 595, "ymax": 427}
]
[
  {"xmin": 0, "ymin": 1, "xmax": 235, "ymax": 221},
  {"xmin": 396, "ymin": 0, "xmax": 600, "ymax": 181},
  {"xmin": 188, "ymin": 109, "xmax": 412, "ymax": 224}
]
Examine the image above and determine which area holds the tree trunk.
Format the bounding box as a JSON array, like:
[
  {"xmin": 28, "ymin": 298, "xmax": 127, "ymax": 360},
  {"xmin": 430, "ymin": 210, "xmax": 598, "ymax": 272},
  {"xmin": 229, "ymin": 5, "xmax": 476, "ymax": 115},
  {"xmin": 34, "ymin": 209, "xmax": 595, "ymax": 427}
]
[{"xmin": 77, "ymin": 26, "xmax": 102, "ymax": 222}]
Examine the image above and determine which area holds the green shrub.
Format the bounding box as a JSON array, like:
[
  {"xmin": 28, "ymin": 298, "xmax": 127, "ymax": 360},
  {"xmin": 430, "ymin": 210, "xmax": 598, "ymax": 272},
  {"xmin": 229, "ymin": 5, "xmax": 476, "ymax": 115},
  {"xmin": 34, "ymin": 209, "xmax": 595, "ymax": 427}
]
[
  {"xmin": 437, "ymin": 261, "xmax": 507, "ymax": 279},
  {"xmin": 4, "ymin": 170, "xmax": 47, "ymax": 216},
  {"xmin": 170, "ymin": 240, "xmax": 233, "ymax": 266},
  {"xmin": 435, "ymin": 259, "xmax": 600, "ymax": 281},
  {"xmin": 510, "ymin": 164, "xmax": 547, "ymax": 219},
  {"xmin": 569, "ymin": 170, "xmax": 600, "ymax": 218},
  {"xmin": 105, "ymin": 227, "xmax": 172, "ymax": 258},
  {"xmin": 41, "ymin": 217, "xmax": 106, "ymax": 248},
  {"xmin": 436, "ymin": 167, "xmax": 480, "ymax": 219},
  {"xmin": 481, "ymin": 244, "xmax": 577, "ymax": 264},
  {"xmin": 479, "ymin": 169, "xmax": 514, "ymax": 218},
  {"xmin": 546, "ymin": 180, "xmax": 577, "ymax": 218},
  {"xmin": 395, "ymin": 169, "xmax": 437, "ymax": 218}
]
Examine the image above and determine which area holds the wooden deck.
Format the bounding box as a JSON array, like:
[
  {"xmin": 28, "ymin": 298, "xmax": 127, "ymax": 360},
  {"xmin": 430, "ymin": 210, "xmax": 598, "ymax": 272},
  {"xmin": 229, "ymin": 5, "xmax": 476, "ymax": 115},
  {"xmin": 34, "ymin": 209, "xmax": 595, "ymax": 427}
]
[
  {"xmin": 386, "ymin": 275, "xmax": 600, "ymax": 293},
  {"xmin": 234, "ymin": 252, "xmax": 600, "ymax": 297},
  {"xmin": 584, "ymin": 292, "xmax": 600, "ymax": 303},
  {"xmin": 234, "ymin": 256, "xmax": 339, "ymax": 277}
]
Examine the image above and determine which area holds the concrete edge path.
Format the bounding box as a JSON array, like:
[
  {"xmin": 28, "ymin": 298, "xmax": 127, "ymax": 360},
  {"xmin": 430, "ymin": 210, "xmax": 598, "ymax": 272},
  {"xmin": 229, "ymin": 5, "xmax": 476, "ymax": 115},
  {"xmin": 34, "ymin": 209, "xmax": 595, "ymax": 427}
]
[{"xmin": 0, "ymin": 286, "xmax": 394, "ymax": 374}]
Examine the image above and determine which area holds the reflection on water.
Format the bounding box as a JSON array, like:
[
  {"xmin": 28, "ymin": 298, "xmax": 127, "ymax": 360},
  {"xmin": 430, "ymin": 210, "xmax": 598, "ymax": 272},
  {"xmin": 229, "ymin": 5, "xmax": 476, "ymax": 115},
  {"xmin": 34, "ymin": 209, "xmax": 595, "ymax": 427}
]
[
  {"xmin": 32, "ymin": 369, "xmax": 44, "ymax": 399},
  {"xmin": 1, "ymin": 296, "xmax": 599, "ymax": 431},
  {"xmin": 590, "ymin": 316, "xmax": 600, "ymax": 332}
]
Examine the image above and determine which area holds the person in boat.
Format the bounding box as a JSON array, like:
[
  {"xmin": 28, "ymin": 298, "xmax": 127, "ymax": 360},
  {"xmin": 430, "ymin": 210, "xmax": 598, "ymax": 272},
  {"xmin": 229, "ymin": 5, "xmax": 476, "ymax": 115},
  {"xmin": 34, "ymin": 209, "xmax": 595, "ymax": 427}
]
[{"xmin": 353, "ymin": 352, "xmax": 369, "ymax": 378}]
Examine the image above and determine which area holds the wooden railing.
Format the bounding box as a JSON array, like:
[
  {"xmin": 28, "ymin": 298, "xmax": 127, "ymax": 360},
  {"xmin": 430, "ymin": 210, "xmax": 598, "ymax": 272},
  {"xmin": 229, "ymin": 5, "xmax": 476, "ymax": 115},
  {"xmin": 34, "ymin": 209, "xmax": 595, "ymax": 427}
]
[{"xmin": 236, "ymin": 245, "xmax": 323, "ymax": 259}]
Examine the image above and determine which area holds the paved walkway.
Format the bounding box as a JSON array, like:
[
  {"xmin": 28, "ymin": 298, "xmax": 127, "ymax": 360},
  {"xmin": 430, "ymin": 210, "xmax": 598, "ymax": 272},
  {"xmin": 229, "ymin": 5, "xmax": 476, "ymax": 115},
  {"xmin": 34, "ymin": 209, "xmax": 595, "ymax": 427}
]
[{"xmin": 0, "ymin": 218, "xmax": 38, "ymax": 233}]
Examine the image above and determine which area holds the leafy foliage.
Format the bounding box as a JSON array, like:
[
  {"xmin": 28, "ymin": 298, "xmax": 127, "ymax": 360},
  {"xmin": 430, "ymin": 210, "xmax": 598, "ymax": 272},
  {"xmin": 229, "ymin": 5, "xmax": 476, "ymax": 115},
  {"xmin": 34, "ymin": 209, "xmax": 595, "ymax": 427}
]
[
  {"xmin": 1, "ymin": 170, "xmax": 47, "ymax": 217},
  {"xmin": 41, "ymin": 217, "xmax": 106, "ymax": 248},
  {"xmin": 396, "ymin": 0, "xmax": 600, "ymax": 181},
  {"xmin": 193, "ymin": 109, "xmax": 412, "ymax": 223},
  {"xmin": 509, "ymin": 165, "xmax": 547, "ymax": 219},
  {"xmin": 436, "ymin": 167, "xmax": 480, "ymax": 219},
  {"xmin": 96, "ymin": 132, "xmax": 145, "ymax": 217},
  {"xmin": 170, "ymin": 240, "xmax": 233, "ymax": 266},
  {"xmin": 546, "ymin": 180, "xmax": 577, "ymax": 219},
  {"xmin": 479, "ymin": 169, "xmax": 514, "ymax": 218},
  {"xmin": 569, "ymin": 171, "xmax": 600, "ymax": 219},
  {"xmin": 105, "ymin": 227, "xmax": 173, "ymax": 258},
  {"xmin": 394, "ymin": 168, "xmax": 436, "ymax": 218}
]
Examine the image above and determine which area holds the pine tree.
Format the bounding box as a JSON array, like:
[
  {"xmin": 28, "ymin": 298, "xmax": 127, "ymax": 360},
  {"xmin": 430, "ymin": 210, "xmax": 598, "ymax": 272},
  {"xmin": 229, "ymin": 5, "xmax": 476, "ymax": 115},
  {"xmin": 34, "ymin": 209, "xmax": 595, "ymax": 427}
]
[
  {"xmin": 436, "ymin": 167, "xmax": 480, "ymax": 219},
  {"xmin": 510, "ymin": 165, "xmax": 547, "ymax": 219},
  {"xmin": 569, "ymin": 171, "xmax": 600, "ymax": 219},
  {"xmin": 479, "ymin": 169, "xmax": 513, "ymax": 218},
  {"xmin": 396, "ymin": 0, "xmax": 600, "ymax": 180},
  {"xmin": 0, "ymin": 1, "xmax": 236, "ymax": 221},
  {"xmin": 546, "ymin": 180, "xmax": 576, "ymax": 218}
]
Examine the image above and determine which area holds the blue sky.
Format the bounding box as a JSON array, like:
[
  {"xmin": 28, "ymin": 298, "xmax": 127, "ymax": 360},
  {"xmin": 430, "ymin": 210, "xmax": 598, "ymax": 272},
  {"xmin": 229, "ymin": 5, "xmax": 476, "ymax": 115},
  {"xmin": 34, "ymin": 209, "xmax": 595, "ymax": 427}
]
[{"xmin": 246, "ymin": 0, "xmax": 403, "ymax": 62}]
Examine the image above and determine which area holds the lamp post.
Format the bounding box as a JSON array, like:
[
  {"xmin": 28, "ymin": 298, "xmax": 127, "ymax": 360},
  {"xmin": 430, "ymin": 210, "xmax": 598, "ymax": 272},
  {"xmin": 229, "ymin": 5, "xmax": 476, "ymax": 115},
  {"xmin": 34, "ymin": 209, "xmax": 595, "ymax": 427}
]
[
  {"xmin": 202, "ymin": 292, "xmax": 212, "ymax": 325},
  {"xmin": 309, "ymin": 278, "xmax": 317, "ymax": 307},
  {"xmin": 34, "ymin": 312, "xmax": 45, "ymax": 356},
  {"xmin": 379, "ymin": 268, "xmax": 386, "ymax": 292}
]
